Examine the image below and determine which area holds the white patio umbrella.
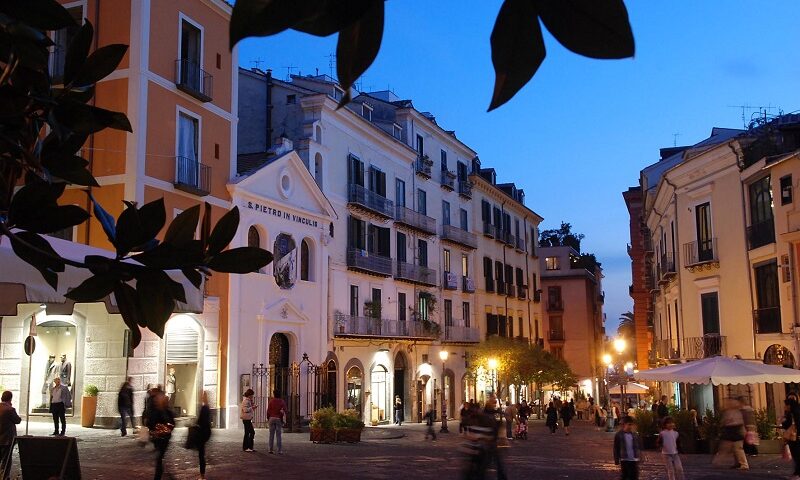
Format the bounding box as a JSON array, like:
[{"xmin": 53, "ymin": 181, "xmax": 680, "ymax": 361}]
[
  {"xmin": 609, "ymin": 382, "xmax": 649, "ymax": 394},
  {"xmin": 634, "ymin": 355, "xmax": 800, "ymax": 386}
]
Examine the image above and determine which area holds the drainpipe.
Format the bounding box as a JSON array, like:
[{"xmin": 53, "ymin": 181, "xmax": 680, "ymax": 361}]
[{"xmin": 500, "ymin": 201, "xmax": 509, "ymax": 338}]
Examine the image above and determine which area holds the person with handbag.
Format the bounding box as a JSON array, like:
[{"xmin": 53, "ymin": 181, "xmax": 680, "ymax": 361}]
[
  {"xmin": 185, "ymin": 391, "xmax": 212, "ymax": 480},
  {"xmin": 712, "ymin": 397, "xmax": 748, "ymax": 470},
  {"xmin": 782, "ymin": 392, "xmax": 800, "ymax": 479},
  {"xmin": 240, "ymin": 389, "xmax": 256, "ymax": 452},
  {"xmin": 147, "ymin": 392, "xmax": 175, "ymax": 480},
  {"xmin": 739, "ymin": 396, "xmax": 759, "ymax": 456},
  {"xmin": 267, "ymin": 390, "xmax": 287, "ymax": 454}
]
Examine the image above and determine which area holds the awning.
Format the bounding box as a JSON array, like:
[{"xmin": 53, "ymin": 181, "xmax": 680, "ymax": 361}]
[
  {"xmin": 609, "ymin": 382, "xmax": 649, "ymax": 394},
  {"xmin": 0, "ymin": 235, "xmax": 203, "ymax": 316},
  {"xmin": 634, "ymin": 355, "xmax": 800, "ymax": 386}
]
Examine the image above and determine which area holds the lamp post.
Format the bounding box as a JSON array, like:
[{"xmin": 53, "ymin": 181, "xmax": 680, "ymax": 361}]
[
  {"xmin": 487, "ymin": 358, "xmax": 498, "ymax": 396},
  {"xmin": 603, "ymin": 337, "xmax": 628, "ymax": 432},
  {"xmin": 439, "ymin": 350, "xmax": 449, "ymax": 433},
  {"xmin": 602, "ymin": 353, "xmax": 614, "ymax": 432}
]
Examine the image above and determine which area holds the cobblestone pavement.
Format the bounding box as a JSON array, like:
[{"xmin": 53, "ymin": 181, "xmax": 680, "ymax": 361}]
[{"xmin": 9, "ymin": 420, "xmax": 794, "ymax": 479}]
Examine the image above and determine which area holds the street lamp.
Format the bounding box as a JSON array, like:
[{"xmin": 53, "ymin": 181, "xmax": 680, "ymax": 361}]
[
  {"xmin": 487, "ymin": 358, "xmax": 498, "ymax": 395},
  {"xmin": 604, "ymin": 337, "xmax": 628, "ymax": 432},
  {"xmin": 603, "ymin": 353, "xmax": 614, "ymax": 432},
  {"xmin": 439, "ymin": 350, "xmax": 449, "ymax": 433}
]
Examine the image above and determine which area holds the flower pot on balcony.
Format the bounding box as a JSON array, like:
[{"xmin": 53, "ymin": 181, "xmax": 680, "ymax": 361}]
[{"xmin": 309, "ymin": 428, "xmax": 336, "ymax": 444}]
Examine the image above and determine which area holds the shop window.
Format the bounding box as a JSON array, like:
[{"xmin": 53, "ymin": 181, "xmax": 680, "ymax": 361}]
[
  {"xmin": 165, "ymin": 317, "xmax": 202, "ymax": 417},
  {"xmin": 370, "ymin": 365, "xmax": 389, "ymax": 424},
  {"xmin": 30, "ymin": 319, "xmax": 76, "ymax": 415},
  {"xmin": 346, "ymin": 366, "xmax": 362, "ymax": 415}
]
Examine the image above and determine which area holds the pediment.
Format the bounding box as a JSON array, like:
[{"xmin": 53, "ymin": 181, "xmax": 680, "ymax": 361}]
[{"xmin": 260, "ymin": 298, "xmax": 310, "ymax": 325}]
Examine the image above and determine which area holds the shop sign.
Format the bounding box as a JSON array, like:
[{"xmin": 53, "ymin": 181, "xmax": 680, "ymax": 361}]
[{"xmin": 24, "ymin": 335, "xmax": 35, "ymax": 356}]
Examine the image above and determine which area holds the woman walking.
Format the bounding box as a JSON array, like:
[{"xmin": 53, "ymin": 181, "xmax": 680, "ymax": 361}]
[
  {"xmin": 147, "ymin": 392, "xmax": 175, "ymax": 480},
  {"xmin": 196, "ymin": 391, "xmax": 212, "ymax": 480},
  {"xmin": 546, "ymin": 401, "xmax": 558, "ymax": 434},
  {"xmin": 560, "ymin": 400, "xmax": 575, "ymax": 435},
  {"xmin": 240, "ymin": 389, "xmax": 256, "ymax": 452}
]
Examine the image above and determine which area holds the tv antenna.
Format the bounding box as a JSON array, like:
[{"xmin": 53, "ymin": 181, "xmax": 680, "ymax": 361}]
[
  {"xmin": 326, "ymin": 53, "xmax": 336, "ymax": 79},
  {"xmin": 672, "ymin": 133, "xmax": 680, "ymax": 147},
  {"xmin": 283, "ymin": 65, "xmax": 298, "ymax": 79},
  {"xmin": 728, "ymin": 104, "xmax": 776, "ymax": 129},
  {"xmin": 251, "ymin": 57, "xmax": 264, "ymax": 71}
]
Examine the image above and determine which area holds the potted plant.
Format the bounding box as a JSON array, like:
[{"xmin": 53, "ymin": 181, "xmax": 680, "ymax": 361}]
[
  {"xmin": 633, "ymin": 409, "xmax": 658, "ymax": 449},
  {"xmin": 309, "ymin": 407, "xmax": 337, "ymax": 443},
  {"xmin": 81, "ymin": 384, "xmax": 99, "ymax": 427},
  {"xmin": 698, "ymin": 408, "xmax": 721, "ymax": 454},
  {"xmin": 672, "ymin": 409, "xmax": 698, "ymax": 453},
  {"xmin": 755, "ymin": 408, "xmax": 781, "ymax": 453},
  {"xmin": 364, "ymin": 300, "xmax": 382, "ymax": 319},
  {"xmin": 335, "ymin": 409, "xmax": 365, "ymax": 443}
]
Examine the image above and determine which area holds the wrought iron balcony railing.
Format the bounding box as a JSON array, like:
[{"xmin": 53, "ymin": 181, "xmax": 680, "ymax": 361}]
[
  {"xmin": 334, "ymin": 314, "xmax": 437, "ymax": 339},
  {"xmin": 463, "ymin": 276, "xmax": 476, "ymax": 293},
  {"xmin": 175, "ymin": 59, "xmax": 213, "ymax": 102},
  {"xmin": 395, "ymin": 261, "xmax": 437, "ymax": 286},
  {"xmin": 747, "ymin": 219, "xmax": 776, "ymax": 250},
  {"xmin": 517, "ymin": 285, "xmax": 527, "ymax": 300},
  {"xmin": 443, "ymin": 323, "xmax": 480, "ymax": 343},
  {"xmin": 441, "ymin": 170, "xmax": 456, "ymax": 190},
  {"xmin": 548, "ymin": 329, "xmax": 565, "ymax": 341},
  {"xmin": 174, "ymin": 156, "xmax": 210, "ymax": 196},
  {"xmin": 754, "ymin": 307, "xmax": 782, "ymax": 334},
  {"xmin": 458, "ymin": 180, "xmax": 473, "ymax": 198},
  {"xmin": 547, "ymin": 300, "xmax": 563, "ymax": 312},
  {"xmin": 346, "ymin": 248, "xmax": 393, "ymax": 276},
  {"xmin": 654, "ymin": 334, "xmax": 727, "ymax": 360},
  {"xmin": 441, "ymin": 224, "xmax": 478, "ymax": 249},
  {"xmin": 482, "ymin": 222, "xmax": 498, "ymax": 238},
  {"xmin": 683, "ymin": 238, "xmax": 718, "ymax": 269},
  {"xmin": 415, "ymin": 155, "xmax": 432, "ymax": 178},
  {"xmin": 395, "ymin": 205, "xmax": 437, "ymax": 235},
  {"xmin": 443, "ymin": 271, "xmax": 458, "ymax": 290},
  {"xmin": 348, "ymin": 183, "xmax": 395, "ymax": 218}
]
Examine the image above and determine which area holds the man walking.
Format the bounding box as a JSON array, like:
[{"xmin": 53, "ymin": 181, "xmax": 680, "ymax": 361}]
[
  {"xmin": 0, "ymin": 391, "xmax": 21, "ymax": 480},
  {"xmin": 49, "ymin": 377, "xmax": 71, "ymax": 436},
  {"xmin": 267, "ymin": 390, "xmax": 287, "ymax": 454},
  {"xmin": 118, "ymin": 377, "xmax": 135, "ymax": 436},
  {"xmin": 503, "ymin": 400, "xmax": 516, "ymax": 440}
]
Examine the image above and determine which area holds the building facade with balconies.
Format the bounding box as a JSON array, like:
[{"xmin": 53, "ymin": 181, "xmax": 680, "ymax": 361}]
[{"xmin": 539, "ymin": 246, "xmax": 604, "ymax": 399}]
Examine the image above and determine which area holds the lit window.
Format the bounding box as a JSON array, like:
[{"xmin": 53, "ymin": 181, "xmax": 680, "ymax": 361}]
[{"xmin": 545, "ymin": 256, "xmax": 560, "ymax": 270}]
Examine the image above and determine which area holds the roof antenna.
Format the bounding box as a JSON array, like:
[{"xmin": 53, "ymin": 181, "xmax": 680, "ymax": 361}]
[
  {"xmin": 326, "ymin": 53, "xmax": 336, "ymax": 79},
  {"xmin": 672, "ymin": 133, "xmax": 680, "ymax": 147},
  {"xmin": 251, "ymin": 57, "xmax": 264, "ymax": 71}
]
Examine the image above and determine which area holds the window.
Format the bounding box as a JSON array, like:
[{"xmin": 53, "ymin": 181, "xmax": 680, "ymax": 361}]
[
  {"xmin": 350, "ymin": 285, "xmax": 359, "ymax": 316},
  {"xmin": 397, "ymin": 232, "xmax": 407, "ymax": 263},
  {"xmin": 460, "ymin": 209, "xmax": 468, "ymax": 231},
  {"xmin": 418, "ymin": 293, "xmax": 431, "ymax": 321},
  {"xmin": 462, "ymin": 302, "xmax": 470, "ymax": 327},
  {"xmin": 177, "ymin": 112, "xmax": 200, "ymax": 185},
  {"xmin": 417, "ymin": 189, "xmax": 427, "ymax": 215},
  {"xmin": 481, "ymin": 200, "xmax": 491, "ymax": 225},
  {"xmin": 483, "ymin": 257, "xmax": 494, "ymax": 291},
  {"xmin": 368, "ymin": 166, "xmax": 386, "ymax": 197},
  {"xmin": 443, "ymin": 249, "xmax": 451, "ymax": 272},
  {"xmin": 748, "ymin": 176, "xmax": 775, "ymax": 248},
  {"xmin": 548, "ymin": 286, "xmax": 562, "ymax": 310},
  {"xmin": 248, "ymin": 227, "xmax": 261, "ymax": 252},
  {"xmin": 444, "ymin": 300, "xmax": 453, "ymax": 327},
  {"xmin": 287, "ymin": 94, "xmax": 296, "ymax": 104},
  {"xmin": 493, "ymin": 207, "xmax": 502, "ymax": 229},
  {"xmin": 314, "ymin": 153, "xmax": 323, "ymax": 189},
  {"xmin": 49, "ymin": 227, "xmax": 74, "ymax": 242},
  {"xmin": 754, "ymin": 261, "xmax": 781, "ymax": 333},
  {"xmin": 700, "ymin": 292, "xmax": 720, "ymax": 335},
  {"xmin": 550, "ymin": 315, "xmax": 563, "ymax": 338},
  {"xmin": 370, "ymin": 288, "xmax": 381, "ymax": 319},
  {"xmin": 179, "ymin": 19, "xmax": 203, "ymax": 92},
  {"xmin": 515, "ymin": 268, "xmax": 524, "ymax": 290},
  {"xmin": 442, "ymin": 201, "xmax": 451, "ymax": 225},
  {"xmin": 462, "ymin": 254, "xmax": 469, "ymax": 277},
  {"xmin": 505, "ymin": 264, "xmax": 513, "ymax": 288},
  {"xmin": 440, "ymin": 150, "xmax": 447, "ymax": 170},
  {"xmin": 392, "ymin": 123, "xmax": 402, "ymax": 140},
  {"xmin": 457, "ymin": 161, "xmax": 468, "ymax": 181},
  {"xmin": 551, "ymin": 346, "xmax": 563, "ymax": 360},
  {"xmin": 300, "ymin": 239, "xmax": 311, "ymax": 281},
  {"xmin": 518, "ymin": 318, "xmax": 524, "ymax": 338},
  {"xmin": 315, "ymin": 125, "xmax": 322, "ymax": 143},
  {"xmin": 398, "ymin": 293, "xmax": 407, "ymax": 321},
  {"xmin": 348, "ymin": 155, "xmax": 365, "ymax": 186},
  {"xmin": 495, "ymin": 261, "xmax": 504, "ymax": 292},
  {"xmin": 361, "ymin": 103, "xmax": 373, "ymax": 121},
  {"xmin": 781, "ymin": 175, "xmax": 793, "ymax": 205},
  {"xmin": 348, "ymin": 216, "xmax": 366, "ymax": 250},
  {"xmin": 530, "ymin": 227, "xmax": 537, "ymax": 256},
  {"xmin": 395, "ymin": 179, "xmax": 406, "ymax": 207},
  {"xmin": 50, "ymin": 6, "xmax": 84, "ymax": 83},
  {"xmin": 545, "ymin": 256, "xmax": 560, "ymax": 270},
  {"xmin": 273, "ymin": 233, "xmax": 296, "ymax": 289},
  {"xmin": 418, "ymin": 239, "xmax": 428, "ymax": 267},
  {"xmin": 695, "ymin": 202, "xmax": 713, "ymax": 261},
  {"xmin": 486, "ymin": 314, "xmax": 498, "ymax": 338},
  {"xmin": 367, "ymin": 224, "xmax": 391, "ymax": 257},
  {"xmin": 416, "ymin": 134, "xmax": 424, "ymax": 155},
  {"xmin": 498, "ymin": 315, "xmax": 508, "ymax": 337}
]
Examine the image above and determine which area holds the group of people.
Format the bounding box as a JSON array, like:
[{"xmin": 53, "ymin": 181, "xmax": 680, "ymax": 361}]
[
  {"xmin": 240, "ymin": 389, "xmax": 287, "ymax": 455},
  {"xmin": 545, "ymin": 398, "xmax": 576, "ymax": 435}
]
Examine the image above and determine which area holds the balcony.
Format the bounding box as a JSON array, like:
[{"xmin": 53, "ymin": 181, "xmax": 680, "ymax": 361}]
[
  {"xmin": 395, "ymin": 206, "xmax": 436, "ymax": 235},
  {"xmin": 348, "ymin": 183, "xmax": 394, "ymax": 219},
  {"xmin": 415, "ymin": 155, "xmax": 432, "ymax": 178},
  {"xmin": 441, "ymin": 170, "xmax": 456, "ymax": 190},
  {"xmin": 496, "ymin": 281, "xmax": 506, "ymax": 296},
  {"xmin": 642, "ymin": 229, "xmax": 654, "ymax": 255},
  {"xmin": 485, "ymin": 278, "xmax": 495, "ymax": 293},
  {"xmin": 441, "ymin": 224, "xmax": 478, "ymax": 249},
  {"xmin": 458, "ymin": 180, "xmax": 473, "ymax": 198},
  {"xmin": 683, "ymin": 239, "xmax": 719, "ymax": 270},
  {"xmin": 395, "ymin": 261, "xmax": 437, "ymax": 286},
  {"xmin": 333, "ymin": 314, "xmax": 437, "ymax": 339},
  {"xmin": 175, "ymin": 59, "xmax": 213, "ymax": 102},
  {"xmin": 443, "ymin": 271, "xmax": 458, "ymax": 290},
  {"xmin": 532, "ymin": 290, "xmax": 541, "ymax": 303},
  {"xmin": 462, "ymin": 276, "xmax": 475, "ymax": 293},
  {"xmin": 517, "ymin": 285, "xmax": 527, "ymax": 300},
  {"xmin": 174, "ymin": 156, "xmax": 210, "ymax": 196},
  {"xmin": 515, "ymin": 237, "xmax": 526, "ymax": 253},
  {"xmin": 443, "ymin": 323, "xmax": 480, "ymax": 343},
  {"xmin": 346, "ymin": 248, "xmax": 393, "ymax": 277},
  {"xmin": 505, "ymin": 283, "xmax": 516, "ymax": 297},
  {"xmin": 482, "ymin": 222, "xmax": 498, "ymax": 238},
  {"xmin": 548, "ymin": 329, "xmax": 565, "ymax": 342},
  {"xmin": 747, "ymin": 219, "xmax": 776, "ymax": 250},
  {"xmin": 547, "ymin": 300, "xmax": 563, "ymax": 312},
  {"xmin": 498, "ymin": 230, "xmax": 513, "ymax": 245},
  {"xmin": 658, "ymin": 253, "xmax": 676, "ymax": 283},
  {"xmin": 654, "ymin": 335, "xmax": 727, "ymax": 360},
  {"xmin": 754, "ymin": 307, "xmax": 782, "ymax": 334}
]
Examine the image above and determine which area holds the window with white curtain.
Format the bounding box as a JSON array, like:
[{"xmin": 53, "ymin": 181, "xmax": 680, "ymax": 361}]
[{"xmin": 177, "ymin": 112, "xmax": 199, "ymax": 185}]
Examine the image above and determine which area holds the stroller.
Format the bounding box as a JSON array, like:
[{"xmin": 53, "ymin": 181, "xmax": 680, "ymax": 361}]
[{"xmin": 514, "ymin": 419, "xmax": 528, "ymax": 440}]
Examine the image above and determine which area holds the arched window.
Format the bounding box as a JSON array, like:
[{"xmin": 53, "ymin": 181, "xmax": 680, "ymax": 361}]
[
  {"xmin": 247, "ymin": 226, "xmax": 260, "ymax": 248},
  {"xmin": 315, "ymin": 125, "xmax": 322, "ymax": 143},
  {"xmin": 314, "ymin": 153, "xmax": 323, "ymax": 189},
  {"xmin": 346, "ymin": 366, "xmax": 362, "ymax": 415},
  {"xmin": 300, "ymin": 239, "xmax": 311, "ymax": 281},
  {"xmin": 324, "ymin": 360, "xmax": 337, "ymax": 409}
]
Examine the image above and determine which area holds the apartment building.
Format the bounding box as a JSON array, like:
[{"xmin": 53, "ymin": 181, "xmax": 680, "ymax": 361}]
[
  {"xmin": 623, "ymin": 186, "xmax": 653, "ymax": 370},
  {"xmin": 538, "ymin": 246, "xmax": 604, "ymax": 399},
  {"xmin": 0, "ymin": 0, "xmax": 237, "ymax": 426}
]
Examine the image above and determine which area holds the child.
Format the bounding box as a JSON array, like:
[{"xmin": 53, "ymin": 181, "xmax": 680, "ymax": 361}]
[
  {"xmin": 658, "ymin": 416, "xmax": 684, "ymax": 480},
  {"xmin": 424, "ymin": 406, "xmax": 437, "ymax": 440},
  {"xmin": 613, "ymin": 416, "xmax": 641, "ymax": 480}
]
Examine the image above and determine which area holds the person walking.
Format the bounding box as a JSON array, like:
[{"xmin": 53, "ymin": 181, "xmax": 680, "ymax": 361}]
[
  {"xmin": 147, "ymin": 392, "xmax": 175, "ymax": 480},
  {"xmin": 0, "ymin": 391, "xmax": 21, "ymax": 480},
  {"xmin": 781, "ymin": 392, "xmax": 800, "ymax": 480},
  {"xmin": 195, "ymin": 391, "xmax": 212, "ymax": 480},
  {"xmin": 739, "ymin": 397, "xmax": 758, "ymax": 456},
  {"xmin": 49, "ymin": 377, "xmax": 71, "ymax": 436},
  {"xmin": 560, "ymin": 400, "xmax": 575, "ymax": 435},
  {"xmin": 658, "ymin": 416, "xmax": 684, "ymax": 480},
  {"xmin": 424, "ymin": 405, "xmax": 437, "ymax": 440},
  {"xmin": 240, "ymin": 389, "xmax": 256, "ymax": 452},
  {"xmin": 713, "ymin": 397, "xmax": 748, "ymax": 470},
  {"xmin": 613, "ymin": 416, "xmax": 642, "ymax": 480},
  {"xmin": 267, "ymin": 390, "xmax": 287, "ymax": 454},
  {"xmin": 118, "ymin": 377, "xmax": 135, "ymax": 437},
  {"xmin": 482, "ymin": 396, "xmax": 507, "ymax": 480},
  {"xmin": 394, "ymin": 395, "xmax": 403, "ymax": 426},
  {"xmin": 459, "ymin": 401, "xmax": 469, "ymax": 434},
  {"xmin": 546, "ymin": 401, "xmax": 558, "ymax": 434},
  {"xmin": 503, "ymin": 400, "xmax": 516, "ymax": 440}
]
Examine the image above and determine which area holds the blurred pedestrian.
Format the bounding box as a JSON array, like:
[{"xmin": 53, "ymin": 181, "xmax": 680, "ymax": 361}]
[
  {"xmin": 118, "ymin": 377, "xmax": 135, "ymax": 437},
  {"xmin": 147, "ymin": 392, "xmax": 175, "ymax": 480},
  {"xmin": 595, "ymin": 403, "xmax": 605, "ymax": 430},
  {"xmin": 193, "ymin": 391, "xmax": 212, "ymax": 480},
  {"xmin": 267, "ymin": 390, "xmax": 287, "ymax": 454},
  {"xmin": 561, "ymin": 400, "xmax": 575, "ymax": 435},
  {"xmin": 424, "ymin": 405, "xmax": 437, "ymax": 440},
  {"xmin": 482, "ymin": 396, "xmax": 507, "ymax": 480},
  {"xmin": 0, "ymin": 391, "xmax": 21, "ymax": 480},
  {"xmin": 459, "ymin": 401, "xmax": 470, "ymax": 434},
  {"xmin": 503, "ymin": 400, "xmax": 516, "ymax": 440},
  {"xmin": 240, "ymin": 389, "xmax": 256, "ymax": 452},
  {"xmin": 546, "ymin": 401, "xmax": 558, "ymax": 434},
  {"xmin": 781, "ymin": 392, "xmax": 800, "ymax": 479},
  {"xmin": 656, "ymin": 395, "xmax": 669, "ymax": 421},
  {"xmin": 613, "ymin": 416, "xmax": 641, "ymax": 480},
  {"xmin": 658, "ymin": 416, "xmax": 684, "ymax": 480},
  {"xmin": 49, "ymin": 377, "xmax": 71, "ymax": 436},
  {"xmin": 738, "ymin": 396, "xmax": 758, "ymax": 456},
  {"xmin": 713, "ymin": 397, "xmax": 748, "ymax": 470}
]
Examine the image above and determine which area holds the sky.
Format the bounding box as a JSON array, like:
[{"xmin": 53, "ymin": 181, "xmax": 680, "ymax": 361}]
[{"xmin": 236, "ymin": 1, "xmax": 800, "ymax": 335}]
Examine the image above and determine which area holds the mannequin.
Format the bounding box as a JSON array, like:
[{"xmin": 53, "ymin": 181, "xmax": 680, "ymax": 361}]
[
  {"xmin": 165, "ymin": 367, "xmax": 176, "ymax": 407},
  {"xmin": 58, "ymin": 354, "xmax": 72, "ymax": 388},
  {"xmin": 42, "ymin": 355, "xmax": 57, "ymax": 406}
]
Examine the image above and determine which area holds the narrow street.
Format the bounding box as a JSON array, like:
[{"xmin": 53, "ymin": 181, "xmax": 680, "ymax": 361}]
[{"xmin": 11, "ymin": 420, "xmax": 789, "ymax": 479}]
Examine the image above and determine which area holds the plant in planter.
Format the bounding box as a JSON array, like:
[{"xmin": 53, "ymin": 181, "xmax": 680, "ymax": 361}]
[
  {"xmin": 671, "ymin": 409, "xmax": 698, "ymax": 453},
  {"xmin": 335, "ymin": 409, "xmax": 365, "ymax": 443},
  {"xmin": 81, "ymin": 384, "xmax": 99, "ymax": 428},
  {"xmin": 698, "ymin": 408, "xmax": 721, "ymax": 454},
  {"xmin": 422, "ymin": 319, "xmax": 441, "ymax": 337},
  {"xmin": 755, "ymin": 408, "xmax": 782, "ymax": 453},
  {"xmin": 310, "ymin": 407, "xmax": 337, "ymax": 443},
  {"xmin": 633, "ymin": 409, "xmax": 658, "ymax": 449}
]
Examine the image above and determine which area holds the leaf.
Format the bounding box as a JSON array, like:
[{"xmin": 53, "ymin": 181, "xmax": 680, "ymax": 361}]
[
  {"xmin": 52, "ymin": 101, "xmax": 132, "ymax": 134},
  {"xmin": 335, "ymin": 0, "xmax": 384, "ymax": 108},
  {"xmin": 114, "ymin": 282, "xmax": 145, "ymax": 329},
  {"xmin": 229, "ymin": 0, "xmax": 301, "ymax": 49},
  {"xmin": 9, "ymin": 231, "xmax": 65, "ymax": 290},
  {"xmin": 488, "ymin": 0, "xmax": 546, "ymax": 111},
  {"xmin": 536, "ymin": 0, "xmax": 635, "ymax": 59},
  {"xmin": 182, "ymin": 268, "xmax": 203, "ymax": 289},
  {"xmin": 0, "ymin": 0, "xmax": 77, "ymax": 30},
  {"xmin": 63, "ymin": 21, "xmax": 94, "ymax": 86},
  {"xmin": 72, "ymin": 44, "xmax": 128, "ymax": 87},
  {"xmin": 163, "ymin": 205, "xmax": 199, "ymax": 248},
  {"xmin": 137, "ymin": 198, "xmax": 167, "ymax": 245},
  {"xmin": 135, "ymin": 271, "xmax": 176, "ymax": 338},
  {"xmin": 292, "ymin": 0, "xmax": 377, "ymax": 37},
  {"xmin": 22, "ymin": 205, "xmax": 90, "ymax": 234},
  {"xmin": 114, "ymin": 199, "xmax": 164, "ymax": 256},
  {"xmin": 8, "ymin": 181, "xmax": 65, "ymax": 228},
  {"xmin": 165, "ymin": 275, "xmax": 187, "ymax": 304},
  {"xmin": 86, "ymin": 191, "xmax": 116, "ymax": 244},
  {"xmin": 207, "ymin": 206, "xmax": 239, "ymax": 256},
  {"xmin": 199, "ymin": 202, "xmax": 212, "ymax": 252},
  {"xmin": 65, "ymin": 273, "xmax": 116, "ymax": 302},
  {"xmin": 208, "ymin": 247, "xmax": 273, "ymax": 274}
]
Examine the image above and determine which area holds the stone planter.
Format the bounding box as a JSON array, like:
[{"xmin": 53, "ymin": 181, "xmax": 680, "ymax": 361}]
[
  {"xmin": 80, "ymin": 396, "xmax": 97, "ymax": 428},
  {"xmin": 757, "ymin": 439, "xmax": 783, "ymax": 454},
  {"xmin": 309, "ymin": 427, "xmax": 336, "ymax": 444},
  {"xmin": 336, "ymin": 428, "xmax": 363, "ymax": 443}
]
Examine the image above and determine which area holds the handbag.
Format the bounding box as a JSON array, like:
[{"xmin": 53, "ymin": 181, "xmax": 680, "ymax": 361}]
[
  {"xmin": 150, "ymin": 423, "xmax": 174, "ymax": 439},
  {"xmin": 784, "ymin": 424, "xmax": 797, "ymax": 442}
]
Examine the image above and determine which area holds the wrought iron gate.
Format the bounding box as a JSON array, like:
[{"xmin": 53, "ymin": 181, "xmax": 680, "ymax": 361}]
[{"xmin": 252, "ymin": 354, "xmax": 325, "ymax": 430}]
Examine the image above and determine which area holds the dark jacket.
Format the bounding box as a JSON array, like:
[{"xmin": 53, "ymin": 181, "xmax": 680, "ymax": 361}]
[
  {"xmin": 118, "ymin": 382, "xmax": 134, "ymax": 410},
  {"xmin": 613, "ymin": 430, "xmax": 642, "ymax": 464},
  {"xmin": 545, "ymin": 406, "xmax": 558, "ymax": 426},
  {"xmin": 198, "ymin": 404, "xmax": 212, "ymax": 443},
  {"xmin": 781, "ymin": 400, "xmax": 800, "ymax": 434},
  {"xmin": 657, "ymin": 402, "xmax": 668, "ymax": 419},
  {"xmin": 147, "ymin": 407, "xmax": 175, "ymax": 440},
  {"xmin": 0, "ymin": 402, "xmax": 21, "ymax": 446},
  {"xmin": 560, "ymin": 403, "xmax": 575, "ymax": 420}
]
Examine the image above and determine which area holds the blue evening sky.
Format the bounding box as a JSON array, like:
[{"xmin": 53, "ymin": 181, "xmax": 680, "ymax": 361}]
[{"xmin": 236, "ymin": 1, "xmax": 800, "ymax": 334}]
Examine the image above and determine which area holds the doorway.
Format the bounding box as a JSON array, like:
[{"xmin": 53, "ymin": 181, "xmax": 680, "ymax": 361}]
[
  {"xmin": 165, "ymin": 317, "xmax": 202, "ymax": 418},
  {"xmin": 371, "ymin": 364, "xmax": 389, "ymax": 424},
  {"xmin": 29, "ymin": 319, "xmax": 77, "ymax": 415},
  {"xmin": 269, "ymin": 333, "xmax": 290, "ymax": 398},
  {"xmin": 393, "ymin": 353, "xmax": 407, "ymax": 422}
]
